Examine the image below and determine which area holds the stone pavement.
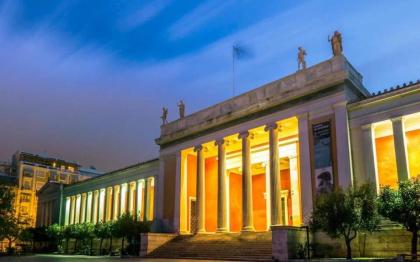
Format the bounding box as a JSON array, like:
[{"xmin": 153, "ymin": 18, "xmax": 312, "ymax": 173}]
[{"xmin": 0, "ymin": 254, "xmax": 228, "ymax": 262}]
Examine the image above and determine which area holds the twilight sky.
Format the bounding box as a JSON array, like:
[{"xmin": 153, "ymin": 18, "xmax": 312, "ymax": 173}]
[{"xmin": 0, "ymin": 0, "xmax": 419, "ymax": 171}]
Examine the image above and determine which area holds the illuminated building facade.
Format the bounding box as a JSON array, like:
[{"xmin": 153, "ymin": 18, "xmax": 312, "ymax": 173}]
[
  {"xmin": 154, "ymin": 55, "xmax": 420, "ymax": 234},
  {"xmin": 60, "ymin": 159, "xmax": 157, "ymax": 226},
  {"xmin": 12, "ymin": 151, "xmax": 101, "ymax": 227}
]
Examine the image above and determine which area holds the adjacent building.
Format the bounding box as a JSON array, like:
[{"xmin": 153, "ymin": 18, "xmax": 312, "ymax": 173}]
[
  {"xmin": 12, "ymin": 151, "xmax": 102, "ymax": 227},
  {"xmin": 59, "ymin": 159, "xmax": 157, "ymax": 227}
]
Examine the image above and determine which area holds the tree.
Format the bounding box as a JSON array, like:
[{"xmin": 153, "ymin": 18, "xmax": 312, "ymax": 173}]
[
  {"xmin": 0, "ymin": 185, "xmax": 16, "ymax": 252},
  {"xmin": 94, "ymin": 221, "xmax": 112, "ymax": 255},
  {"xmin": 46, "ymin": 224, "xmax": 64, "ymax": 252},
  {"xmin": 311, "ymin": 184, "xmax": 379, "ymax": 259},
  {"xmin": 78, "ymin": 223, "xmax": 94, "ymax": 255},
  {"xmin": 62, "ymin": 225, "xmax": 73, "ymax": 253},
  {"xmin": 19, "ymin": 227, "xmax": 35, "ymax": 252},
  {"xmin": 0, "ymin": 214, "xmax": 28, "ymax": 252},
  {"xmin": 378, "ymin": 179, "xmax": 420, "ymax": 257}
]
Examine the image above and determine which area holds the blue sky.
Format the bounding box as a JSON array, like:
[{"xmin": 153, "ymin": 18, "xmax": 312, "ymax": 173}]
[{"xmin": 1, "ymin": 0, "xmax": 419, "ymax": 171}]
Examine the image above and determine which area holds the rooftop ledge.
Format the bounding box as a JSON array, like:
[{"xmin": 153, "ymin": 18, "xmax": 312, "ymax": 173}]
[{"xmin": 156, "ymin": 55, "xmax": 369, "ymax": 146}]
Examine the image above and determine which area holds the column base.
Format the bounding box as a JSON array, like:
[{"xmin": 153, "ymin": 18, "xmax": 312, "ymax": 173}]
[
  {"xmin": 241, "ymin": 226, "xmax": 255, "ymax": 232},
  {"xmin": 197, "ymin": 229, "xmax": 207, "ymax": 234},
  {"xmin": 216, "ymin": 227, "xmax": 228, "ymax": 233}
]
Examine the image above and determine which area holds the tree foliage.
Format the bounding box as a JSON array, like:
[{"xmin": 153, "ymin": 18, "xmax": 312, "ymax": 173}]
[
  {"xmin": 311, "ymin": 184, "xmax": 379, "ymax": 259},
  {"xmin": 0, "ymin": 185, "xmax": 29, "ymax": 252},
  {"xmin": 378, "ymin": 179, "xmax": 420, "ymax": 256},
  {"xmin": 111, "ymin": 213, "xmax": 151, "ymax": 256},
  {"xmin": 94, "ymin": 222, "xmax": 112, "ymax": 255}
]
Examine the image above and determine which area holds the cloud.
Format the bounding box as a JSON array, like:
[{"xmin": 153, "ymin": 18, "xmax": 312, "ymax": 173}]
[
  {"xmin": 168, "ymin": 0, "xmax": 231, "ymax": 40},
  {"xmin": 120, "ymin": 0, "xmax": 171, "ymax": 30},
  {"xmin": 1, "ymin": 0, "xmax": 420, "ymax": 171}
]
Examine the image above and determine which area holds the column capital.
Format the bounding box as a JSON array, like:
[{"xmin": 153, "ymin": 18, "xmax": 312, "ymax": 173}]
[
  {"xmin": 238, "ymin": 131, "xmax": 254, "ymax": 140},
  {"xmin": 264, "ymin": 123, "xmax": 278, "ymax": 132},
  {"xmin": 390, "ymin": 115, "xmax": 404, "ymax": 123},
  {"xmin": 361, "ymin": 123, "xmax": 374, "ymax": 131},
  {"xmin": 297, "ymin": 112, "xmax": 309, "ymax": 120},
  {"xmin": 215, "ymin": 138, "xmax": 226, "ymax": 146},
  {"xmin": 194, "ymin": 145, "xmax": 208, "ymax": 152},
  {"xmin": 332, "ymin": 101, "xmax": 347, "ymax": 109}
]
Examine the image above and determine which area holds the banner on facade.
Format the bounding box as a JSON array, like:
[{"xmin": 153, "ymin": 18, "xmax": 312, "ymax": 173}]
[{"xmin": 312, "ymin": 121, "xmax": 334, "ymax": 195}]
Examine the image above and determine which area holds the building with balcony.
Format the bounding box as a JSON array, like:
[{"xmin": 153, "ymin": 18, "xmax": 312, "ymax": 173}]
[{"xmin": 11, "ymin": 151, "xmax": 103, "ymax": 227}]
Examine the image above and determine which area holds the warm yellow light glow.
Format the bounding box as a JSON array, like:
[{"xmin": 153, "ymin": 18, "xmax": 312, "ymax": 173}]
[
  {"xmin": 113, "ymin": 185, "xmax": 120, "ymax": 220},
  {"xmin": 86, "ymin": 192, "xmax": 92, "ymax": 222},
  {"xmin": 98, "ymin": 188, "xmax": 106, "ymax": 222},
  {"xmin": 137, "ymin": 180, "xmax": 145, "ymax": 220},
  {"xmin": 146, "ymin": 177, "xmax": 155, "ymax": 220},
  {"xmin": 64, "ymin": 197, "xmax": 71, "ymax": 225},
  {"xmin": 92, "ymin": 190, "xmax": 99, "ymax": 223},
  {"xmin": 374, "ymin": 120, "xmax": 398, "ymax": 188},
  {"xmin": 75, "ymin": 194, "xmax": 81, "ymax": 223},
  {"xmin": 120, "ymin": 183, "xmax": 128, "ymax": 215}
]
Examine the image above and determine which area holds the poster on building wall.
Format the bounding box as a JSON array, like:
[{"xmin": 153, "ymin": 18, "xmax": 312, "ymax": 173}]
[{"xmin": 312, "ymin": 121, "xmax": 334, "ymax": 195}]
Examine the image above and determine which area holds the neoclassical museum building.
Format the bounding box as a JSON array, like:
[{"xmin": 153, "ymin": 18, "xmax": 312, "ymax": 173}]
[
  {"xmin": 154, "ymin": 54, "xmax": 419, "ymax": 234},
  {"xmin": 47, "ymin": 53, "xmax": 419, "ymax": 257}
]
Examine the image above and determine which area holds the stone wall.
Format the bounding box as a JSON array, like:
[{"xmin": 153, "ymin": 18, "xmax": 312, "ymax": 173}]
[
  {"xmin": 139, "ymin": 233, "xmax": 176, "ymax": 257},
  {"xmin": 313, "ymin": 228, "xmax": 417, "ymax": 258},
  {"xmin": 272, "ymin": 226, "xmax": 309, "ymax": 261},
  {"xmin": 272, "ymin": 226, "xmax": 418, "ymax": 260}
]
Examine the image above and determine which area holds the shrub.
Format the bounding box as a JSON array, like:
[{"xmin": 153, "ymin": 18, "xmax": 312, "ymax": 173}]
[
  {"xmin": 311, "ymin": 184, "xmax": 379, "ymax": 259},
  {"xmin": 378, "ymin": 178, "xmax": 420, "ymax": 257}
]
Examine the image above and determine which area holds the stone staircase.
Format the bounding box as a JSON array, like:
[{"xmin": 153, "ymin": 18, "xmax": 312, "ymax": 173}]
[{"xmin": 146, "ymin": 232, "xmax": 273, "ymax": 261}]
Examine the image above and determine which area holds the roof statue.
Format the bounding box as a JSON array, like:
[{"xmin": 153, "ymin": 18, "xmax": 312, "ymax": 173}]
[
  {"xmin": 161, "ymin": 107, "xmax": 168, "ymax": 125},
  {"xmin": 328, "ymin": 30, "xmax": 343, "ymax": 56},
  {"xmin": 178, "ymin": 100, "xmax": 185, "ymax": 119},
  {"xmin": 297, "ymin": 47, "xmax": 307, "ymax": 70}
]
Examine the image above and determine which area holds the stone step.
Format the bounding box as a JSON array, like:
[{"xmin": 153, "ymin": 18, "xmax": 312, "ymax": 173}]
[{"xmin": 147, "ymin": 233, "xmax": 272, "ymax": 261}]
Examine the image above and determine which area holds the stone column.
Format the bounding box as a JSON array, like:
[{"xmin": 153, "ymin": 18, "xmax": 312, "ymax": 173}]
[
  {"xmin": 391, "ymin": 116, "xmax": 410, "ymax": 181},
  {"xmin": 113, "ymin": 186, "xmax": 119, "ymax": 220},
  {"xmin": 239, "ymin": 131, "xmax": 255, "ymax": 232},
  {"xmin": 215, "ymin": 139, "xmax": 228, "ymax": 232},
  {"xmin": 361, "ymin": 124, "xmax": 379, "ymax": 192},
  {"xmin": 194, "ymin": 145, "xmax": 206, "ymax": 233},
  {"xmin": 126, "ymin": 183, "xmax": 130, "ymax": 214},
  {"xmin": 108, "ymin": 188, "xmax": 114, "ymax": 221},
  {"xmin": 144, "ymin": 180, "xmax": 149, "ymax": 221},
  {"xmin": 297, "ymin": 113, "xmax": 313, "ymax": 224},
  {"xmin": 265, "ymin": 123, "xmax": 281, "ymax": 226},
  {"xmin": 333, "ymin": 102, "xmax": 353, "ymax": 188},
  {"xmin": 133, "ymin": 182, "xmax": 138, "ymax": 219}
]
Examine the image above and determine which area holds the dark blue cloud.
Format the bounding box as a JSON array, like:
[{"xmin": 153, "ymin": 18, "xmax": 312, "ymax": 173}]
[
  {"xmin": 7, "ymin": 0, "xmax": 298, "ymax": 61},
  {"xmin": 0, "ymin": 0, "xmax": 419, "ymax": 171}
]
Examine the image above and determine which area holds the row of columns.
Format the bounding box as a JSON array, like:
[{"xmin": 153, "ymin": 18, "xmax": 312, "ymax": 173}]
[
  {"xmin": 362, "ymin": 115, "xmax": 411, "ymax": 190},
  {"xmin": 66, "ymin": 178, "xmax": 154, "ymax": 225},
  {"xmin": 193, "ymin": 123, "xmax": 283, "ymax": 233}
]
